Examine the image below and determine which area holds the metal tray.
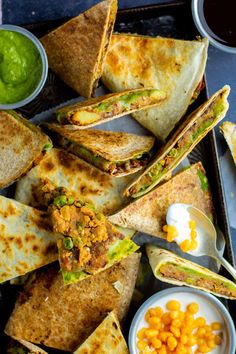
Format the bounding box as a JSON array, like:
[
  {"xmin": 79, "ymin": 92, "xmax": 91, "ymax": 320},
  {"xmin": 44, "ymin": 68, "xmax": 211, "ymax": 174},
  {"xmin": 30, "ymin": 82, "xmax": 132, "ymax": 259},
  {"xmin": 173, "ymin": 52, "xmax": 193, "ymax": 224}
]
[{"xmin": 0, "ymin": 1, "xmax": 235, "ymax": 352}]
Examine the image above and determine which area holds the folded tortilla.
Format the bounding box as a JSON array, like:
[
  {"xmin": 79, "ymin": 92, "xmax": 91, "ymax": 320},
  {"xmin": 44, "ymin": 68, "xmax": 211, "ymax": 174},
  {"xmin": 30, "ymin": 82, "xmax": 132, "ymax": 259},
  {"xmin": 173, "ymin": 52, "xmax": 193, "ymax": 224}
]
[
  {"xmin": 0, "ymin": 110, "xmax": 51, "ymax": 189},
  {"xmin": 45, "ymin": 124, "xmax": 155, "ymax": 176},
  {"xmin": 5, "ymin": 253, "xmax": 140, "ymax": 351},
  {"xmin": 54, "ymin": 88, "xmax": 166, "ymax": 127},
  {"xmin": 220, "ymin": 121, "xmax": 236, "ymax": 164},
  {"xmin": 7, "ymin": 338, "xmax": 48, "ymax": 354},
  {"xmin": 109, "ymin": 162, "xmax": 214, "ymax": 238},
  {"xmin": 147, "ymin": 246, "xmax": 236, "ymax": 300},
  {"xmin": 0, "ymin": 195, "xmax": 60, "ymax": 283},
  {"xmin": 41, "ymin": 0, "xmax": 117, "ymax": 98},
  {"xmin": 125, "ymin": 85, "xmax": 230, "ymax": 198},
  {"xmin": 46, "ymin": 185, "xmax": 139, "ymax": 284},
  {"xmin": 73, "ymin": 311, "xmax": 128, "ymax": 353},
  {"xmin": 102, "ymin": 34, "xmax": 208, "ymax": 140},
  {"xmin": 15, "ymin": 148, "xmax": 135, "ymax": 216}
]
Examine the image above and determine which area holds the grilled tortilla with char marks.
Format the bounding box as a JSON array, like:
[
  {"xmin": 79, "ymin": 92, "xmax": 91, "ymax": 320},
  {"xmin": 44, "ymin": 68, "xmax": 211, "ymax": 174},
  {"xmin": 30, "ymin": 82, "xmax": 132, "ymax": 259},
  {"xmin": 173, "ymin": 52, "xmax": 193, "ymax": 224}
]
[
  {"xmin": 125, "ymin": 85, "xmax": 230, "ymax": 198},
  {"xmin": 55, "ymin": 88, "xmax": 166, "ymax": 127},
  {"xmin": 45, "ymin": 124, "xmax": 156, "ymax": 176}
]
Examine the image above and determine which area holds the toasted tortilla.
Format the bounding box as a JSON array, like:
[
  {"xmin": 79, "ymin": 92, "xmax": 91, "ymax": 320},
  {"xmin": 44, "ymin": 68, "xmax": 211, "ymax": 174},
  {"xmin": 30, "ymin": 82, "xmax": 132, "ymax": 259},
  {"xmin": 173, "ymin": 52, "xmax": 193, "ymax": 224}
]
[
  {"xmin": 41, "ymin": 0, "xmax": 117, "ymax": 98},
  {"xmin": 125, "ymin": 85, "xmax": 230, "ymax": 198},
  {"xmin": 0, "ymin": 110, "xmax": 51, "ymax": 189},
  {"xmin": 15, "ymin": 148, "xmax": 134, "ymax": 215},
  {"xmin": 73, "ymin": 311, "xmax": 128, "ymax": 353},
  {"xmin": 44, "ymin": 124, "xmax": 155, "ymax": 176},
  {"xmin": 146, "ymin": 246, "xmax": 236, "ymax": 300},
  {"xmin": 109, "ymin": 162, "xmax": 214, "ymax": 238},
  {"xmin": 220, "ymin": 121, "xmax": 236, "ymax": 164},
  {"xmin": 102, "ymin": 34, "xmax": 208, "ymax": 140},
  {"xmin": 7, "ymin": 338, "xmax": 48, "ymax": 354},
  {"xmin": 0, "ymin": 195, "xmax": 60, "ymax": 283},
  {"xmin": 5, "ymin": 253, "xmax": 140, "ymax": 351},
  {"xmin": 54, "ymin": 88, "xmax": 166, "ymax": 127}
]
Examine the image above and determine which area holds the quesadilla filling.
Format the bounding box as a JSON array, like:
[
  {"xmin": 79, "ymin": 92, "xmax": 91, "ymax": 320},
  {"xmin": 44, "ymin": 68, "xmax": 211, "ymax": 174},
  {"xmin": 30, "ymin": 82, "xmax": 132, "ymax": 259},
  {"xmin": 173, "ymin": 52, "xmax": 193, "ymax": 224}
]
[
  {"xmin": 128, "ymin": 95, "xmax": 226, "ymax": 196},
  {"xmin": 159, "ymin": 263, "xmax": 236, "ymax": 298},
  {"xmin": 58, "ymin": 135, "xmax": 154, "ymax": 175},
  {"xmin": 49, "ymin": 191, "xmax": 138, "ymax": 274},
  {"xmin": 56, "ymin": 89, "xmax": 165, "ymax": 126}
]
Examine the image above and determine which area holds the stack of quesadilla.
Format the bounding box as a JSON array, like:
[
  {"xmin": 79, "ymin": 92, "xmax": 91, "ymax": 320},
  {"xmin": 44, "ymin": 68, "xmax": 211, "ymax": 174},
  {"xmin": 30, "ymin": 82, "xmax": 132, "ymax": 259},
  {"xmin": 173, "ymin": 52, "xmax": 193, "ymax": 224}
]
[
  {"xmin": 73, "ymin": 312, "xmax": 128, "ymax": 353},
  {"xmin": 124, "ymin": 85, "xmax": 230, "ymax": 198},
  {"xmin": 54, "ymin": 88, "xmax": 166, "ymax": 127},
  {"xmin": 102, "ymin": 34, "xmax": 208, "ymax": 140},
  {"xmin": 0, "ymin": 195, "xmax": 60, "ymax": 284},
  {"xmin": 147, "ymin": 246, "xmax": 236, "ymax": 300},
  {"xmin": 109, "ymin": 162, "xmax": 213, "ymax": 238},
  {"xmin": 220, "ymin": 121, "xmax": 236, "ymax": 164},
  {"xmin": 41, "ymin": 0, "xmax": 117, "ymax": 98},
  {"xmin": 45, "ymin": 124, "xmax": 156, "ymax": 176},
  {"xmin": 0, "ymin": 110, "xmax": 51, "ymax": 189},
  {"xmin": 5, "ymin": 253, "xmax": 140, "ymax": 351},
  {"xmin": 44, "ymin": 183, "xmax": 138, "ymax": 284},
  {"xmin": 14, "ymin": 148, "xmax": 134, "ymax": 215}
]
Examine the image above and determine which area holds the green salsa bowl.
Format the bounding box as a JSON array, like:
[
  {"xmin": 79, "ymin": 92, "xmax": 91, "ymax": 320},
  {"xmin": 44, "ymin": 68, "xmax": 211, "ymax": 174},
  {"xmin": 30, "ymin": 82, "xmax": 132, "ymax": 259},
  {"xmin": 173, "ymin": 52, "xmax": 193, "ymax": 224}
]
[{"xmin": 0, "ymin": 24, "xmax": 48, "ymax": 109}]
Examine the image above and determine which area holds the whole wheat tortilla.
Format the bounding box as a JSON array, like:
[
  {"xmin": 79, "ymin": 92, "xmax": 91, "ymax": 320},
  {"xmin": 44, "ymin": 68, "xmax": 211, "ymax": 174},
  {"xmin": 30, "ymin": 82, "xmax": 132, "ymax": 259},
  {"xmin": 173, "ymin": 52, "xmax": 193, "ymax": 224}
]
[
  {"xmin": 5, "ymin": 253, "xmax": 140, "ymax": 351},
  {"xmin": 14, "ymin": 148, "xmax": 135, "ymax": 215},
  {"xmin": 41, "ymin": 0, "xmax": 117, "ymax": 98},
  {"xmin": 102, "ymin": 34, "xmax": 208, "ymax": 140},
  {"xmin": 0, "ymin": 110, "xmax": 49, "ymax": 189},
  {"xmin": 108, "ymin": 162, "xmax": 214, "ymax": 238}
]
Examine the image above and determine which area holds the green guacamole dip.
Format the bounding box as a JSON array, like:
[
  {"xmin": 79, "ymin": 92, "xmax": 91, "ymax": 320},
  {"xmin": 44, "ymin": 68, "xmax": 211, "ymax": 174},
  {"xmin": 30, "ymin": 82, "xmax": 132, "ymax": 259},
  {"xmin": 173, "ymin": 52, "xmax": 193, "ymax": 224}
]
[{"xmin": 0, "ymin": 30, "xmax": 42, "ymax": 104}]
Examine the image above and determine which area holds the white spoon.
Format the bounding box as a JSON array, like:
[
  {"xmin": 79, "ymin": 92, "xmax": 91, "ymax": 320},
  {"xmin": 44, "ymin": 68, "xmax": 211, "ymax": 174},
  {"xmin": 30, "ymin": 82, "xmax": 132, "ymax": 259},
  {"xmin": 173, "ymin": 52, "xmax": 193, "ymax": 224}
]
[{"xmin": 166, "ymin": 203, "xmax": 236, "ymax": 280}]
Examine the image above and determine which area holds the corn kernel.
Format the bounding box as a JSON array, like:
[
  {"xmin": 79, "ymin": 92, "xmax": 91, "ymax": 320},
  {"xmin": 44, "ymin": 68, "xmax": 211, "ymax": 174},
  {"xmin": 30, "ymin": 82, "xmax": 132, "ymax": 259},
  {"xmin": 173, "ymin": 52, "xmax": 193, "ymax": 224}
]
[
  {"xmin": 159, "ymin": 331, "xmax": 173, "ymax": 342},
  {"xmin": 180, "ymin": 334, "xmax": 188, "ymax": 344},
  {"xmin": 166, "ymin": 300, "xmax": 181, "ymax": 311},
  {"xmin": 145, "ymin": 329, "xmax": 159, "ymax": 338},
  {"xmin": 215, "ymin": 334, "xmax": 223, "ymax": 345},
  {"xmin": 170, "ymin": 326, "xmax": 181, "ymax": 338},
  {"xmin": 137, "ymin": 328, "xmax": 147, "ymax": 339},
  {"xmin": 137, "ymin": 340, "xmax": 148, "ymax": 351},
  {"xmin": 151, "ymin": 337, "xmax": 162, "ymax": 349},
  {"xmin": 170, "ymin": 310, "xmax": 179, "ymax": 320},
  {"xmin": 207, "ymin": 339, "xmax": 216, "ymax": 349},
  {"xmin": 189, "ymin": 220, "xmax": 196, "ymax": 229},
  {"xmin": 187, "ymin": 302, "xmax": 199, "ymax": 314},
  {"xmin": 163, "ymin": 225, "xmax": 168, "ymax": 232},
  {"xmin": 172, "ymin": 319, "xmax": 182, "ymax": 328},
  {"xmin": 196, "ymin": 327, "xmax": 206, "ymax": 337},
  {"xmin": 194, "ymin": 316, "xmax": 206, "ymax": 328},
  {"xmin": 211, "ymin": 322, "xmax": 222, "ymax": 331},
  {"xmin": 180, "ymin": 239, "xmax": 191, "ymax": 252},
  {"xmin": 148, "ymin": 316, "xmax": 161, "ymax": 326},
  {"xmin": 198, "ymin": 344, "xmax": 211, "ymax": 353},
  {"xmin": 162, "ymin": 313, "xmax": 171, "ymax": 325},
  {"xmin": 155, "ymin": 306, "xmax": 164, "ymax": 317},
  {"xmin": 167, "ymin": 336, "xmax": 178, "ymax": 350}
]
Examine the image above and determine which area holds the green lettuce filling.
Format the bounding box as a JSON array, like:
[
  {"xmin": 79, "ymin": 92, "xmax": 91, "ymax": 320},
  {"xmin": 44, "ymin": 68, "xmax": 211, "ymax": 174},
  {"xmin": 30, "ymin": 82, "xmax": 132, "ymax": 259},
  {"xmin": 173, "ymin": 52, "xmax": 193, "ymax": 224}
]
[{"xmin": 197, "ymin": 170, "xmax": 209, "ymax": 191}]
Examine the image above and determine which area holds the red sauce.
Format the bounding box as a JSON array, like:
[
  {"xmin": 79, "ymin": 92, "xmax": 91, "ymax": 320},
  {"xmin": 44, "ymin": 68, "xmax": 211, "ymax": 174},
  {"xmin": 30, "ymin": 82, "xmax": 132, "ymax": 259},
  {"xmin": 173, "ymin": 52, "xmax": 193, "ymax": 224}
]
[{"xmin": 199, "ymin": 0, "xmax": 236, "ymax": 47}]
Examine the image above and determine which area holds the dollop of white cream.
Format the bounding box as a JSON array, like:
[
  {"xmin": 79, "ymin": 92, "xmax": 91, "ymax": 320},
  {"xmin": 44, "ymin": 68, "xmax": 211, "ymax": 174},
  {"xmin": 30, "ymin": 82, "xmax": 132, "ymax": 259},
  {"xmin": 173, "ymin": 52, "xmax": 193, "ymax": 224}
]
[{"xmin": 166, "ymin": 203, "xmax": 203, "ymax": 254}]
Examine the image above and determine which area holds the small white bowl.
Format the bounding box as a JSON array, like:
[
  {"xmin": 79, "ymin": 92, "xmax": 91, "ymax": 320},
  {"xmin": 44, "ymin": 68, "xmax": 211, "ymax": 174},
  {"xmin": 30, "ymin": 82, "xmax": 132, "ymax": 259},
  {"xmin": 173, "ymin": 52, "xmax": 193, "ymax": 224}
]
[
  {"xmin": 192, "ymin": 0, "xmax": 236, "ymax": 54},
  {"xmin": 129, "ymin": 287, "xmax": 236, "ymax": 354}
]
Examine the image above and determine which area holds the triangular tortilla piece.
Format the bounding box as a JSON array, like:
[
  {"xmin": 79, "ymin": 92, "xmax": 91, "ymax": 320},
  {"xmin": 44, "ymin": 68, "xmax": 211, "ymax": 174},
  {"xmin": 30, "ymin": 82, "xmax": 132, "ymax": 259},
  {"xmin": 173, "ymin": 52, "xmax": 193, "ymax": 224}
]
[
  {"xmin": 124, "ymin": 85, "xmax": 230, "ymax": 197},
  {"xmin": 54, "ymin": 88, "xmax": 166, "ymax": 127},
  {"xmin": 14, "ymin": 148, "xmax": 134, "ymax": 215},
  {"xmin": 5, "ymin": 253, "xmax": 140, "ymax": 352},
  {"xmin": 0, "ymin": 195, "xmax": 60, "ymax": 283},
  {"xmin": 73, "ymin": 312, "xmax": 128, "ymax": 353},
  {"xmin": 220, "ymin": 121, "xmax": 236, "ymax": 164},
  {"xmin": 108, "ymin": 162, "xmax": 214, "ymax": 238},
  {"xmin": 102, "ymin": 34, "xmax": 208, "ymax": 140},
  {"xmin": 0, "ymin": 110, "xmax": 50, "ymax": 189},
  {"xmin": 45, "ymin": 124, "xmax": 155, "ymax": 176},
  {"xmin": 146, "ymin": 246, "xmax": 236, "ymax": 300},
  {"xmin": 7, "ymin": 338, "xmax": 48, "ymax": 353},
  {"xmin": 41, "ymin": 0, "xmax": 117, "ymax": 98}
]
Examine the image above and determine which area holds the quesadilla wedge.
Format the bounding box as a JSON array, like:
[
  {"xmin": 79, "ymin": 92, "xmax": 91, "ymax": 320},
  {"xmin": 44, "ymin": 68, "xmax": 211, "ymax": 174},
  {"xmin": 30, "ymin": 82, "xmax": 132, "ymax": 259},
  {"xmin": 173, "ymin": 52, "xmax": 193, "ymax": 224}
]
[
  {"xmin": 7, "ymin": 338, "xmax": 48, "ymax": 354},
  {"xmin": 125, "ymin": 85, "xmax": 230, "ymax": 198},
  {"xmin": 109, "ymin": 162, "xmax": 214, "ymax": 238},
  {"xmin": 41, "ymin": 0, "xmax": 117, "ymax": 98},
  {"xmin": 73, "ymin": 311, "xmax": 128, "ymax": 353},
  {"xmin": 55, "ymin": 88, "xmax": 166, "ymax": 127},
  {"xmin": 102, "ymin": 34, "xmax": 208, "ymax": 140},
  {"xmin": 0, "ymin": 110, "xmax": 51, "ymax": 189},
  {"xmin": 44, "ymin": 124, "xmax": 156, "ymax": 176},
  {"xmin": 147, "ymin": 246, "xmax": 236, "ymax": 300},
  {"xmin": 45, "ymin": 184, "xmax": 138, "ymax": 284},
  {"xmin": 0, "ymin": 195, "xmax": 60, "ymax": 283},
  {"xmin": 220, "ymin": 121, "xmax": 236, "ymax": 164},
  {"xmin": 5, "ymin": 253, "xmax": 140, "ymax": 351},
  {"xmin": 14, "ymin": 148, "xmax": 134, "ymax": 215}
]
